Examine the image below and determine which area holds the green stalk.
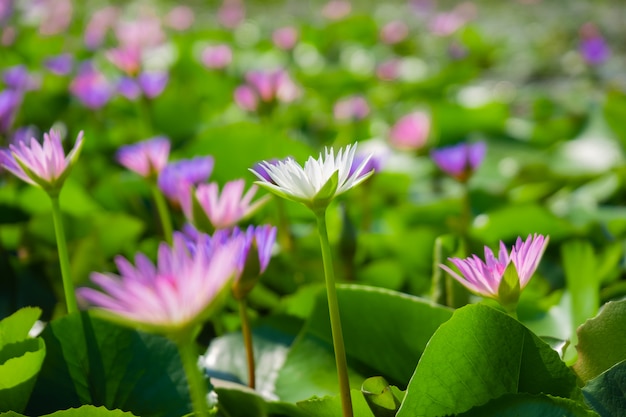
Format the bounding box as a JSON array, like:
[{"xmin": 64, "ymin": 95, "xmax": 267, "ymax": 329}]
[
  {"xmin": 238, "ymin": 298, "xmax": 256, "ymax": 389},
  {"xmin": 176, "ymin": 336, "xmax": 209, "ymax": 417},
  {"xmin": 49, "ymin": 195, "xmax": 78, "ymax": 314},
  {"xmin": 314, "ymin": 209, "xmax": 353, "ymax": 417},
  {"xmin": 151, "ymin": 183, "xmax": 173, "ymax": 245}
]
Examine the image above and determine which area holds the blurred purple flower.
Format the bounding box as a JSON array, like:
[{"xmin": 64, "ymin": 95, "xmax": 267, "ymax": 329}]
[
  {"xmin": 430, "ymin": 141, "xmax": 486, "ymax": 182},
  {"xmin": 0, "ymin": 128, "xmax": 84, "ymax": 193},
  {"xmin": 349, "ymin": 147, "xmax": 381, "ymax": 177},
  {"xmin": 272, "ymin": 26, "xmax": 299, "ymax": 50},
  {"xmin": 380, "ymin": 21, "xmax": 409, "ymax": 45},
  {"xmin": 0, "ymin": 0, "xmax": 14, "ymax": 24},
  {"xmin": 251, "ymin": 158, "xmax": 283, "ymax": 184},
  {"xmin": 44, "ymin": 54, "xmax": 74, "ymax": 76},
  {"xmin": 388, "ymin": 111, "xmax": 430, "ymax": 151},
  {"xmin": 117, "ymin": 77, "xmax": 142, "ymax": 100},
  {"xmin": 201, "ymin": 44, "xmax": 233, "ymax": 70},
  {"xmin": 158, "ymin": 156, "xmax": 215, "ymax": 203},
  {"xmin": 333, "ymin": 95, "xmax": 370, "ymax": 122},
  {"xmin": 231, "ymin": 224, "xmax": 277, "ymax": 299},
  {"xmin": 138, "ymin": 71, "xmax": 168, "ymax": 99},
  {"xmin": 10, "ymin": 126, "xmax": 38, "ymax": 146},
  {"xmin": 0, "ymin": 90, "xmax": 21, "ymax": 133},
  {"xmin": 69, "ymin": 63, "xmax": 114, "ymax": 109},
  {"xmin": 78, "ymin": 231, "xmax": 243, "ymax": 332},
  {"xmin": 579, "ymin": 23, "xmax": 610, "ymax": 66},
  {"xmin": 3, "ymin": 65, "xmax": 40, "ymax": 92},
  {"xmin": 440, "ymin": 234, "xmax": 549, "ymax": 300},
  {"xmin": 185, "ymin": 179, "xmax": 267, "ymax": 230},
  {"xmin": 116, "ymin": 136, "xmax": 171, "ymax": 179}
]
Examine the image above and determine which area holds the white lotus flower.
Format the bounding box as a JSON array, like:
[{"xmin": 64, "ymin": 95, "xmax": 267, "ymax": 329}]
[{"xmin": 250, "ymin": 144, "xmax": 374, "ymax": 211}]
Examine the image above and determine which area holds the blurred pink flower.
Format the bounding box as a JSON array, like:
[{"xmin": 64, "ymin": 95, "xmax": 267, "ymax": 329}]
[
  {"xmin": 429, "ymin": 12, "xmax": 465, "ymax": 36},
  {"xmin": 234, "ymin": 86, "xmax": 258, "ymax": 111},
  {"xmin": 322, "ymin": 0, "xmax": 351, "ymax": 20},
  {"xmin": 115, "ymin": 12, "xmax": 165, "ymax": 50},
  {"xmin": 376, "ymin": 59, "xmax": 402, "ymax": 81},
  {"xmin": 106, "ymin": 47, "xmax": 142, "ymax": 76},
  {"xmin": 78, "ymin": 231, "xmax": 243, "ymax": 332},
  {"xmin": 218, "ymin": 0, "xmax": 245, "ymax": 28},
  {"xmin": 272, "ymin": 26, "xmax": 299, "ymax": 50},
  {"xmin": 84, "ymin": 6, "xmax": 120, "ymax": 49},
  {"xmin": 440, "ymin": 234, "xmax": 549, "ymax": 300},
  {"xmin": 38, "ymin": 0, "xmax": 73, "ymax": 36},
  {"xmin": 234, "ymin": 69, "xmax": 299, "ymax": 112},
  {"xmin": 0, "ymin": 128, "xmax": 84, "ymax": 193},
  {"xmin": 116, "ymin": 136, "xmax": 171, "ymax": 179},
  {"xmin": 380, "ymin": 21, "xmax": 409, "ymax": 45},
  {"xmin": 388, "ymin": 111, "xmax": 430, "ymax": 151},
  {"xmin": 201, "ymin": 44, "xmax": 233, "ymax": 69},
  {"xmin": 184, "ymin": 179, "xmax": 267, "ymax": 230},
  {"xmin": 69, "ymin": 63, "xmax": 114, "ymax": 109},
  {"xmin": 333, "ymin": 95, "xmax": 370, "ymax": 121},
  {"xmin": 165, "ymin": 6, "xmax": 195, "ymax": 31}
]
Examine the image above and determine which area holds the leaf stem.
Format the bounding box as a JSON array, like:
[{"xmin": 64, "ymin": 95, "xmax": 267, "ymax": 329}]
[
  {"xmin": 176, "ymin": 336, "xmax": 209, "ymax": 417},
  {"xmin": 238, "ymin": 298, "xmax": 256, "ymax": 389},
  {"xmin": 151, "ymin": 182, "xmax": 173, "ymax": 245},
  {"xmin": 315, "ymin": 209, "xmax": 353, "ymax": 417},
  {"xmin": 50, "ymin": 195, "xmax": 78, "ymax": 314}
]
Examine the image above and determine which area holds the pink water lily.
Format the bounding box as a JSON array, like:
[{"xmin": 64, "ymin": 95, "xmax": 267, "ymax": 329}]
[
  {"xmin": 78, "ymin": 231, "xmax": 243, "ymax": 333},
  {"xmin": 0, "ymin": 128, "xmax": 84, "ymax": 193},
  {"xmin": 184, "ymin": 179, "xmax": 268, "ymax": 230},
  {"xmin": 440, "ymin": 234, "xmax": 549, "ymax": 299},
  {"xmin": 116, "ymin": 136, "xmax": 170, "ymax": 178}
]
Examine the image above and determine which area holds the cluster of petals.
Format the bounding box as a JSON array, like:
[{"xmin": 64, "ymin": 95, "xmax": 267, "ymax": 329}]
[
  {"xmin": 430, "ymin": 141, "xmax": 486, "ymax": 182},
  {"xmin": 234, "ymin": 69, "xmax": 299, "ymax": 112},
  {"xmin": 250, "ymin": 144, "xmax": 374, "ymax": 205},
  {"xmin": 0, "ymin": 128, "xmax": 84, "ymax": 192},
  {"xmin": 440, "ymin": 234, "xmax": 549, "ymax": 299},
  {"xmin": 183, "ymin": 179, "xmax": 266, "ymax": 230},
  {"xmin": 116, "ymin": 136, "xmax": 171, "ymax": 178},
  {"xmin": 78, "ymin": 231, "xmax": 243, "ymax": 331},
  {"xmin": 158, "ymin": 156, "xmax": 214, "ymax": 202}
]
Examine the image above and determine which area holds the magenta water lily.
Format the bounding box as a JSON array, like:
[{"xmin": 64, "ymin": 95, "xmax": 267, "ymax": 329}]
[
  {"xmin": 78, "ymin": 231, "xmax": 243, "ymax": 334},
  {"xmin": 0, "ymin": 128, "xmax": 84, "ymax": 195},
  {"xmin": 440, "ymin": 234, "xmax": 549, "ymax": 310},
  {"xmin": 116, "ymin": 136, "xmax": 171, "ymax": 179}
]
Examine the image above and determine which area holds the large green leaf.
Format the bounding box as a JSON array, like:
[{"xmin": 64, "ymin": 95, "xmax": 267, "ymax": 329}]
[
  {"xmin": 25, "ymin": 312, "xmax": 190, "ymax": 417},
  {"xmin": 0, "ymin": 307, "xmax": 41, "ymax": 346},
  {"xmin": 213, "ymin": 382, "xmax": 307, "ymax": 417},
  {"xmin": 0, "ymin": 404, "xmax": 139, "ymax": 416},
  {"xmin": 296, "ymin": 389, "xmax": 375, "ymax": 417},
  {"xmin": 582, "ymin": 360, "xmax": 626, "ymax": 417},
  {"xmin": 573, "ymin": 300, "xmax": 626, "ymax": 382},
  {"xmin": 275, "ymin": 285, "xmax": 453, "ymax": 402},
  {"xmin": 397, "ymin": 304, "xmax": 579, "ymax": 417},
  {"xmin": 459, "ymin": 393, "xmax": 599, "ymax": 417},
  {"xmin": 0, "ymin": 307, "xmax": 45, "ymax": 413}
]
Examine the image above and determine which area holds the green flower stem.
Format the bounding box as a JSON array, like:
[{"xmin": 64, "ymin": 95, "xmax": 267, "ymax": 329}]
[
  {"xmin": 151, "ymin": 183, "xmax": 173, "ymax": 245},
  {"xmin": 176, "ymin": 336, "xmax": 209, "ymax": 417},
  {"xmin": 238, "ymin": 298, "xmax": 256, "ymax": 389},
  {"xmin": 314, "ymin": 209, "xmax": 353, "ymax": 417},
  {"xmin": 49, "ymin": 195, "xmax": 78, "ymax": 314}
]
